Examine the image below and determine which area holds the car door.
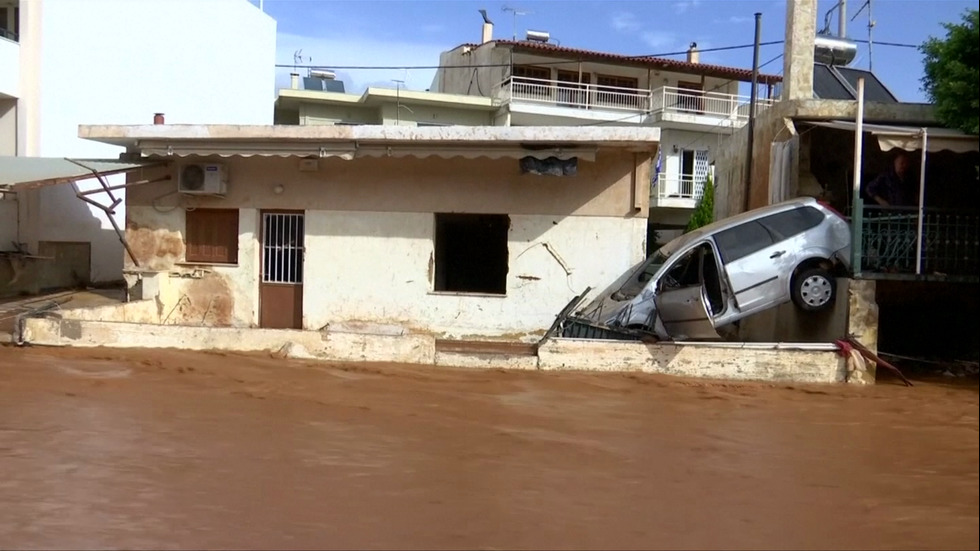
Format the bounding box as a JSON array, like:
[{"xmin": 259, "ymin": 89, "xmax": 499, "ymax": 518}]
[
  {"xmin": 654, "ymin": 243, "xmax": 721, "ymax": 340},
  {"xmin": 713, "ymin": 219, "xmax": 790, "ymax": 314}
]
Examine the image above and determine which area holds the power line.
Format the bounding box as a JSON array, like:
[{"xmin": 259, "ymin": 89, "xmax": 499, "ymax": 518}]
[
  {"xmin": 274, "ymin": 40, "xmax": 785, "ymax": 71},
  {"xmin": 850, "ymin": 38, "xmax": 918, "ymax": 48}
]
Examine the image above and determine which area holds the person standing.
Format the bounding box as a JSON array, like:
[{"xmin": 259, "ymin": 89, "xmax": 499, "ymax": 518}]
[{"xmin": 867, "ymin": 152, "xmax": 913, "ymax": 207}]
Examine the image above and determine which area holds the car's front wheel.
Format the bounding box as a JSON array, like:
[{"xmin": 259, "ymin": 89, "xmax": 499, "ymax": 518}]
[{"xmin": 791, "ymin": 267, "xmax": 836, "ymax": 311}]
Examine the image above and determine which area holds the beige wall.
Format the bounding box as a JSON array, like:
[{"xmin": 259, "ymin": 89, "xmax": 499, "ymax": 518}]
[
  {"xmin": 128, "ymin": 150, "xmax": 650, "ymax": 218},
  {"xmin": 300, "ymin": 102, "xmax": 379, "ymax": 126},
  {"xmin": 432, "ymin": 45, "xmax": 510, "ymax": 96},
  {"xmin": 433, "ymin": 43, "xmax": 741, "ymax": 98}
]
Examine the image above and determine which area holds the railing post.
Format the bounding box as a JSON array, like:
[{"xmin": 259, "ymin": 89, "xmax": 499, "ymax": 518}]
[
  {"xmin": 851, "ymin": 78, "xmax": 865, "ymax": 275},
  {"xmin": 915, "ymin": 128, "xmax": 928, "ymax": 275}
]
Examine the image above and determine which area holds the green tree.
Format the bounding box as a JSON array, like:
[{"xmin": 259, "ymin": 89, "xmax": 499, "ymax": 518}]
[
  {"xmin": 685, "ymin": 175, "xmax": 714, "ymax": 232},
  {"xmin": 920, "ymin": 9, "xmax": 979, "ymax": 135}
]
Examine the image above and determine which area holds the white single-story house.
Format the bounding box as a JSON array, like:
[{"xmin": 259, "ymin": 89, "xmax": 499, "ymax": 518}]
[{"xmin": 62, "ymin": 125, "xmax": 659, "ymax": 340}]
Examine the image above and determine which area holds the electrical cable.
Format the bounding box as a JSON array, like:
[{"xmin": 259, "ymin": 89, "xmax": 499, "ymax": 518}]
[{"xmin": 275, "ymin": 41, "xmax": 785, "ymax": 71}]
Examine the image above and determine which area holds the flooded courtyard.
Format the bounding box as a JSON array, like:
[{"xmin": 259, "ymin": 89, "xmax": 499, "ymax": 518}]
[{"xmin": 1, "ymin": 345, "xmax": 977, "ymax": 550}]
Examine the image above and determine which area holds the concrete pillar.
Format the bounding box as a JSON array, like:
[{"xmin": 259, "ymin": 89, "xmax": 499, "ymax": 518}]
[
  {"xmin": 782, "ymin": 0, "xmax": 816, "ymax": 100},
  {"xmin": 845, "ymin": 279, "xmax": 878, "ymax": 384}
]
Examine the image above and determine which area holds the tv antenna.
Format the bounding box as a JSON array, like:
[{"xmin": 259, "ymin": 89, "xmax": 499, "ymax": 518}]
[
  {"xmin": 293, "ymin": 49, "xmax": 311, "ymax": 72},
  {"xmin": 851, "ymin": 0, "xmax": 875, "ymax": 71},
  {"xmin": 501, "ymin": 5, "xmax": 532, "ymax": 40}
]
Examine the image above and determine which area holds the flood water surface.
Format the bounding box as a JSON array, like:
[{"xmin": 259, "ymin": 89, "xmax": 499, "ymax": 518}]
[{"xmin": 1, "ymin": 347, "xmax": 977, "ymax": 550}]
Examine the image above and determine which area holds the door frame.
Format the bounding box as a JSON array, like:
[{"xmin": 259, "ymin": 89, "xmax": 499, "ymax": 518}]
[{"xmin": 259, "ymin": 209, "xmax": 305, "ymax": 329}]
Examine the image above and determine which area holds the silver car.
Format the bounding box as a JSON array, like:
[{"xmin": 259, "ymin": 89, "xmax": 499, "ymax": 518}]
[{"xmin": 581, "ymin": 197, "xmax": 851, "ymax": 340}]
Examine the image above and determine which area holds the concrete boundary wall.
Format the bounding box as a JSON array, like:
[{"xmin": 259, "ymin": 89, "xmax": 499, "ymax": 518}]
[{"xmin": 19, "ymin": 318, "xmax": 852, "ymax": 384}]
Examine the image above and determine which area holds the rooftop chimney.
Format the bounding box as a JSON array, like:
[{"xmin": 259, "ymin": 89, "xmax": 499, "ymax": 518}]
[
  {"xmin": 782, "ymin": 0, "xmax": 817, "ymax": 100},
  {"xmin": 153, "ymin": 113, "xmax": 165, "ymax": 125},
  {"xmin": 686, "ymin": 42, "xmax": 699, "ymax": 64},
  {"xmin": 479, "ymin": 9, "xmax": 493, "ymax": 44},
  {"xmin": 290, "ymin": 73, "xmax": 300, "ymax": 90}
]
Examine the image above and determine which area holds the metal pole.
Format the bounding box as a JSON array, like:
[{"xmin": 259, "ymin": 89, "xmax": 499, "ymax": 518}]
[
  {"xmin": 838, "ymin": 0, "xmax": 847, "ymax": 36},
  {"xmin": 915, "ymin": 128, "xmax": 928, "ymax": 275},
  {"xmin": 743, "ymin": 12, "xmax": 762, "ymax": 213},
  {"xmin": 850, "ymin": 77, "xmax": 865, "ymax": 273},
  {"xmin": 867, "ymin": 0, "xmax": 874, "ymax": 71}
]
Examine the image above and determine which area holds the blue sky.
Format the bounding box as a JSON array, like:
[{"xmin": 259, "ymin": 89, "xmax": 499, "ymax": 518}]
[{"xmin": 252, "ymin": 0, "xmax": 977, "ymax": 102}]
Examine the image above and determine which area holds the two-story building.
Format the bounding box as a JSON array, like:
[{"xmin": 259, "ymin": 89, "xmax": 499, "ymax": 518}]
[{"xmin": 273, "ymin": 22, "xmax": 780, "ymax": 241}]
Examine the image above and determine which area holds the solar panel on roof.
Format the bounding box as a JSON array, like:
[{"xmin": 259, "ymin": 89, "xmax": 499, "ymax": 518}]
[
  {"xmin": 834, "ymin": 67, "xmax": 898, "ymax": 103},
  {"xmin": 813, "ymin": 64, "xmax": 855, "ymax": 100}
]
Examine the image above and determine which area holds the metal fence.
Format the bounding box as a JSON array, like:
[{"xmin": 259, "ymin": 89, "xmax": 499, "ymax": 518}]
[{"xmin": 860, "ymin": 206, "xmax": 979, "ymax": 276}]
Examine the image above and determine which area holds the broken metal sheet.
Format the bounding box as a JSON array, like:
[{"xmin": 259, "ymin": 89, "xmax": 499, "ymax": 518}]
[{"xmin": 0, "ymin": 156, "xmax": 163, "ymax": 190}]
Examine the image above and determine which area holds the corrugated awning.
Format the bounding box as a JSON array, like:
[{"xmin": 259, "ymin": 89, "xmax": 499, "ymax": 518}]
[
  {"xmin": 0, "ymin": 156, "xmax": 163, "ymax": 190},
  {"xmin": 137, "ymin": 143, "xmax": 597, "ymax": 161},
  {"xmin": 805, "ymin": 121, "xmax": 979, "ymax": 154}
]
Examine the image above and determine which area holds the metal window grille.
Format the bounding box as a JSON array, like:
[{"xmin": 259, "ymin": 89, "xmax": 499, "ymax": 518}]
[{"xmin": 262, "ymin": 213, "xmax": 304, "ymax": 284}]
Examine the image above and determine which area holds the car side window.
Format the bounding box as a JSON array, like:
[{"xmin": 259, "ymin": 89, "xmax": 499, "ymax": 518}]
[
  {"xmin": 714, "ymin": 221, "xmax": 775, "ymax": 264},
  {"xmin": 758, "ymin": 206, "xmax": 826, "ymax": 241}
]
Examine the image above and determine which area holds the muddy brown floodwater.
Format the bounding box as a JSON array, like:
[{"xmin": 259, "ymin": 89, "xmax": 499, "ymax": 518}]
[{"xmin": 0, "ymin": 346, "xmax": 977, "ymax": 551}]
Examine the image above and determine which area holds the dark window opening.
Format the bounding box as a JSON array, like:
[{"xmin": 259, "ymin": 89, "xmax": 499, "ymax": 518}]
[
  {"xmin": 434, "ymin": 213, "xmax": 509, "ymax": 294},
  {"xmin": 714, "ymin": 221, "xmax": 774, "ymax": 264},
  {"xmin": 660, "ymin": 243, "xmax": 725, "ymax": 316},
  {"xmin": 185, "ymin": 208, "xmax": 239, "ymax": 264},
  {"xmin": 513, "ymin": 65, "xmax": 551, "ymax": 81},
  {"xmin": 758, "ymin": 206, "xmax": 825, "ymax": 240}
]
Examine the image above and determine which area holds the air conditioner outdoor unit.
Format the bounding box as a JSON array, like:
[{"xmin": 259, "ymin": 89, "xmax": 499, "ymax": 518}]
[{"xmin": 178, "ymin": 163, "xmax": 227, "ymax": 195}]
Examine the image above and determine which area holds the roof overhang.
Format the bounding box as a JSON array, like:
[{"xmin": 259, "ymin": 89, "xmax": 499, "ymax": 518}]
[
  {"xmin": 804, "ymin": 120, "xmax": 979, "ymax": 154},
  {"xmin": 0, "ymin": 156, "xmax": 165, "ymax": 190},
  {"xmin": 277, "ymin": 87, "xmax": 498, "ymax": 111},
  {"xmin": 457, "ymin": 40, "xmax": 783, "ymax": 84},
  {"xmin": 79, "ymin": 125, "xmax": 661, "ymax": 161}
]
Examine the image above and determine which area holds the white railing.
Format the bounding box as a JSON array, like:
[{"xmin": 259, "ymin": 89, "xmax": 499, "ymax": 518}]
[
  {"xmin": 653, "ymin": 174, "xmax": 705, "ymax": 201},
  {"xmin": 495, "ymin": 78, "xmax": 776, "ymax": 124},
  {"xmin": 649, "ymin": 86, "xmax": 774, "ymax": 121},
  {"xmin": 497, "ymin": 76, "xmax": 650, "ymax": 112}
]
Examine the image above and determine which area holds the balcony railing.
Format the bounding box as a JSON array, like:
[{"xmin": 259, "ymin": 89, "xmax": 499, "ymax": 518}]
[
  {"xmin": 497, "ymin": 76, "xmax": 650, "ymax": 112},
  {"xmin": 653, "ymin": 174, "xmax": 705, "ymax": 201},
  {"xmin": 859, "ymin": 206, "xmax": 979, "ymax": 278},
  {"xmin": 495, "ymin": 77, "xmax": 774, "ymax": 122},
  {"xmin": 649, "ymin": 86, "xmax": 774, "ymax": 121}
]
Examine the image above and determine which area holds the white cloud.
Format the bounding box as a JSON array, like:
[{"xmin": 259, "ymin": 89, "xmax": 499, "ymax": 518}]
[
  {"xmin": 674, "ymin": 0, "xmax": 702, "ymax": 14},
  {"xmin": 727, "ymin": 15, "xmax": 754, "ymax": 24},
  {"xmin": 610, "ymin": 11, "xmax": 641, "ymax": 32},
  {"xmin": 276, "ymin": 31, "xmax": 445, "ymax": 94},
  {"xmin": 641, "ymin": 30, "xmax": 679, "ymax": 51}
]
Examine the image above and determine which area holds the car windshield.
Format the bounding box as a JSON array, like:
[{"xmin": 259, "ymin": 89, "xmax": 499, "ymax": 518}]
[{"xmin": 612, "ymin": 248, "xmax": 671, "ymax": 301}]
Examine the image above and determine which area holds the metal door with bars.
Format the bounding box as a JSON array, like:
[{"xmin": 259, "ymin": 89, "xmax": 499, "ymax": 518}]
[{"xmin": 260, "ymin": 211, "xmax": 304, "ymax": 329}]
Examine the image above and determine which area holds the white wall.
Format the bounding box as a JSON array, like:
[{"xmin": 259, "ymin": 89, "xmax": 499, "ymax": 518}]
[
  {"xmin": 0, "ymin": 36, "xmax": 18, "ymax": 98},
  {"xmin": 658, "ymin": 128, "xmax": 726, "ymax": 180},
  {"xmin": 21, "ymin": 0, "xmax": 276, "ymax": 282},
  {"xmin": 303, "ymin": 211, "xmax": 647, "ymax": 337}
]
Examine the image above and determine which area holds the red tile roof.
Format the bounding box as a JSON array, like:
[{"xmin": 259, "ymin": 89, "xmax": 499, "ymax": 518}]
[{"xmin": 464, "ymin": 40, "xmax": 782, "ymax": 84}]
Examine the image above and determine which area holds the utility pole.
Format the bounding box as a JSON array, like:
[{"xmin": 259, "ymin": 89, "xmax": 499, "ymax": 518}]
[{"xmin": 744, "ymin": 12, "xmax": 762, "ymax": 213}]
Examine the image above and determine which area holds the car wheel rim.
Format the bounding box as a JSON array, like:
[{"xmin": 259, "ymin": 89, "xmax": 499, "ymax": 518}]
[{"xmin": 800, "ymin": 275, "xmax": 832, "ymax": 307}]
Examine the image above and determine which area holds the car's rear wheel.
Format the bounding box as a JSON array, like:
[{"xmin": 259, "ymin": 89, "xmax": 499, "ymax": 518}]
[{"xmin": 791, "ymin": 267, "xmax": 836, "ymax": 311}]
